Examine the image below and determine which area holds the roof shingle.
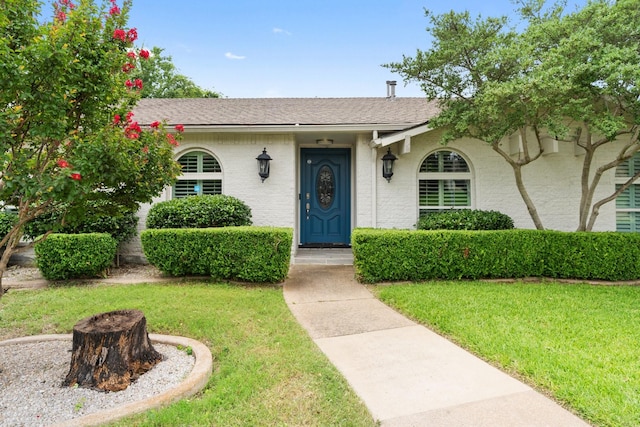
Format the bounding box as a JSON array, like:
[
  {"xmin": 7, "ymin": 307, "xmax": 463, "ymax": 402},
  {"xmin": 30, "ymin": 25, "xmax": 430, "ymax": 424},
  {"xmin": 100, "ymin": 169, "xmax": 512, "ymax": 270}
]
[{"xmin": 133, "ymin": 97, "xmax": 439, "ymax": 127}]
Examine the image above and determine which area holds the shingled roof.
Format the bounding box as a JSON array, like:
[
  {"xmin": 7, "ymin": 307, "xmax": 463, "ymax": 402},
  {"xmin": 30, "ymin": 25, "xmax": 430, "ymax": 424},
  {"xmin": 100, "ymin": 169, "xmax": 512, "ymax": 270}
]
[{"xmin": 133, "ymin": 97, "xmax": 439, "ymax": 127}]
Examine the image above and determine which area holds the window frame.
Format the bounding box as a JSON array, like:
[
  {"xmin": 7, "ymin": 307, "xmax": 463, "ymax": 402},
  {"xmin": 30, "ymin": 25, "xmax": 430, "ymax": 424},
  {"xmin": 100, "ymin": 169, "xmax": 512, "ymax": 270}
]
[
  {"xmin": 615, "ymin": 154, "xmax": 640, "ymax": 232},
  {"xmin": 418, "ymin": 149, "xmax": 474, "ymax": 216},
  {"xmin": 173, "ymin": 150, "xmax": 223, "ymax": 198}
]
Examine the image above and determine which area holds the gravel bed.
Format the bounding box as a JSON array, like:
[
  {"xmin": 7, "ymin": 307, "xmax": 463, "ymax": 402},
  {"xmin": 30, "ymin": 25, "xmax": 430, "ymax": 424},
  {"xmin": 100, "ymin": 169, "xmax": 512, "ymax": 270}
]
[{"xmin": 0, "ymin": 340, "xmax": 195, "ymax": 426}]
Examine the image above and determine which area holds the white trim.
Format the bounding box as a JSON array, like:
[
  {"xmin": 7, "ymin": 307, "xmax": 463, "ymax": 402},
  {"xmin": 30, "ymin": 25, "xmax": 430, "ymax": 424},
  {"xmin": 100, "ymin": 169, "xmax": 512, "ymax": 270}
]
[
  {"xmin": 173, "ymin": 150, "xmax": 223, "ymax": 198},
  {"xmin": 417, "ymin": 149, "xmax": 475, "ymax": 216},
  {"xmin": 182, "ymin": 124, "xmax": 417, "ymax": 134},
  {"xmin": 371, "ymin": 123, "xmax": 433, "ymax": 149},
  {"xmin": 371, "ymin": 146, "xmax": 378, "ymax": 228}
]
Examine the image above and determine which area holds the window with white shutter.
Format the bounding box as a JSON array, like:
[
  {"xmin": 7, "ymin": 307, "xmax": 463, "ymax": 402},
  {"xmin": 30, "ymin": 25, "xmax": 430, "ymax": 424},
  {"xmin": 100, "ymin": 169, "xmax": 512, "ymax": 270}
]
[
  {"xmin": 172, "ymin": 151, "xmax": 222, "ymax": 198},
  {"xmin": 616, "ymin": 154, "xmax": 640, "ymax": 232},
  {"xmin": 418, "ymin": 150, "xmax": 472, "ymax": 216}
]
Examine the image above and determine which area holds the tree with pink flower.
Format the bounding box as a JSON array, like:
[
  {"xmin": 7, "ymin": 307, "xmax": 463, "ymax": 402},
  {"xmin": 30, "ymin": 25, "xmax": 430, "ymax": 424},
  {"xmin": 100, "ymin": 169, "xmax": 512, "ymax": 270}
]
[{"xmin": 0, "ymin": 0, "xmax": 182, "ymax": 296}]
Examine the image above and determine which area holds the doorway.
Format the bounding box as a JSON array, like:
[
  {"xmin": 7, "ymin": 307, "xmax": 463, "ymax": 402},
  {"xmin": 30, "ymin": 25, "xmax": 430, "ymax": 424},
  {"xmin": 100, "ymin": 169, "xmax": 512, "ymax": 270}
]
[{"xmin": 299, "ymin": 148, "xmax": 351, "ymax": 247}]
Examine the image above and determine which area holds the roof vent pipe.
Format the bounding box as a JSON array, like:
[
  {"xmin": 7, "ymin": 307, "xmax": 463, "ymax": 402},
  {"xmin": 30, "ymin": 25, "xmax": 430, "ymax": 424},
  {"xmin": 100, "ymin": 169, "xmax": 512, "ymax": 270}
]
[{"xmin": 386, "ymin": 80, "xmax": 397, "ymax": 98}]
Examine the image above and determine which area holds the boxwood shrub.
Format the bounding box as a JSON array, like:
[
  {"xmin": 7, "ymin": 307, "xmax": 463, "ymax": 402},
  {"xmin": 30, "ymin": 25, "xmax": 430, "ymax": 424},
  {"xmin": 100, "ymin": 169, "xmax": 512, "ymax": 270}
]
[
  {"xmin": 141, "ymin": 227, "xmax": 292, "ymax": 283},
  {"xmin": 417, "ymin": 209, "xmax": 514, "ymax": 230},
  {"xmin": 23, "ymin": 201, "xmax": 138, "ymax": 244},
  {"xmin": 146, "ymin": 195, "xmax": 252, "ymax": 229},
  {"xmin": 35, "ymin": 233, "xmax": 118, "ymax": 280},
  {"xmin": 352, "ymin": 228, "xmax": 640, "ymax": 283}
]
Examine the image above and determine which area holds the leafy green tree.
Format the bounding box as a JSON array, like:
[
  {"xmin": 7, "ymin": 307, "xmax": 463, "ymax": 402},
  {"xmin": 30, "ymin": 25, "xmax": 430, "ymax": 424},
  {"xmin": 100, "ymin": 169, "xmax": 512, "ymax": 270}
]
[
  {"xmin": 133, "ymin": 46, "xmax": 221, "ymax": 98},
  {"xmin": 0, "ymin": 0, "xmax": 182, "ymax": 296},
  {"xmin": 386, "ymin": 0, "xmax": 640, "ymax": 231}
]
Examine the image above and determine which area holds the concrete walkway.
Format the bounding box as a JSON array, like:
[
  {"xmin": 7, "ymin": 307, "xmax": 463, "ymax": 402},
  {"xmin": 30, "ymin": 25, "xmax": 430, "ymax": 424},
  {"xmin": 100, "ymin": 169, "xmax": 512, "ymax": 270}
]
[{"xmin": 283, "ymin": 263, "xmax": 590, "ymax": 427}]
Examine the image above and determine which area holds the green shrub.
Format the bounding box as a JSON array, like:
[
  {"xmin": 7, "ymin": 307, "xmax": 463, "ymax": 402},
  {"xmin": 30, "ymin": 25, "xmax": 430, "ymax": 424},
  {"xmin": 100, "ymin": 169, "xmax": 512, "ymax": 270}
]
[
  {"xmin": 0, "ymin": 212, "xmax": 18, "ymax": 241},
  {"xmin": 35, "ymin": 233, "xmax": 117, "ymax": 280},
  {"xmin": 23, "ymin": 201, "xmax": 138, "ymax": 244},
  {"xmin": 417, "ymin": 209, "xmax": 514, "ymax": 230},
  {"xmin": 146, "ymin": 195, "xmax": 252, "ymax": 229},
  {"xmin": 141, "ymin": 227, "xmax": 292, "ymax": 283},
  {"xmin": 352, "ymin": 228, "xmax": 640, "ymax": 283}
]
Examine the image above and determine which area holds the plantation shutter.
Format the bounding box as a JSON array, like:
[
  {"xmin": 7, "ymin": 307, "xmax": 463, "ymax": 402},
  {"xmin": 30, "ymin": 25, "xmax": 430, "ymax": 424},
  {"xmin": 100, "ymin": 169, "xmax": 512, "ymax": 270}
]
[
  {"xmin": 615, "ymin": 154, "xmax": 640, "ymax": 232},
  {"xmin": 419, "ymin": 151, "xmax": 472, "ymax": 215},
  {"xmin": 173, "ymin": 151, "xmax": 222, "ymax": 198}
]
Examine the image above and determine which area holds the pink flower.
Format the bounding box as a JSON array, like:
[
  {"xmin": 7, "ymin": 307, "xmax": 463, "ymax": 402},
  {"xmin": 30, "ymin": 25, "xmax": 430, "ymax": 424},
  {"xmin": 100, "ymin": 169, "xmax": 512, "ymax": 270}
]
[
  {"xmin": 125, "ymin": 122, "xmax": 142, "ymax": 139},
  {"xmin": 166, "ymin": 134, "xmax": 179, "ymax": 146},
  {"xmin": 56, "ymin": 11, "xmax": 67, "ymax": 22},
  {"xmin": 57, "ymin": 159, "xmax": 70, "ymax": 168},
  {"xmin": 150, "ymin": 121, "xmax": 160, "ymax": 129},
  {"xmin": 127, "ymin": 51, "xmax": 136, "ymax": 59},
  {"xmin": 70, "ymin": 173, "xmax": 82, "ymax": 181},
  {"xmin": 174, "ymin": 124, "xmax": 184, "ymax": 133},
  {"xmin": 122, "ymin": 63, "xmax": 134, "ymax": 73},
  {"xmin": 126, "ymin": 111, "xmax": 134, "ymax": 122},
  {"xmin": 109, "ymin": 5, "xmax": 120, "ymax": 15},
  {"xmin": 125, "ymin": 79, "xmax": 134, "ymax": 88},
  {"xmin": 113, "ymin": 28, "xmax": 126, "ymax": 42},
  {"xmin": 139, "ymin": 49, "xmax": 150, "ymax": 59},
  {"xmin": 134, "ymin": 79, "xmax": 143, "ymax": 90},
  {"xmin": 126, "ymin": 28, "xmax": 138, "ymax": 43},
  {"xmin": 113, "ymin": 114, "xmax": 121, "ymax": 124}
]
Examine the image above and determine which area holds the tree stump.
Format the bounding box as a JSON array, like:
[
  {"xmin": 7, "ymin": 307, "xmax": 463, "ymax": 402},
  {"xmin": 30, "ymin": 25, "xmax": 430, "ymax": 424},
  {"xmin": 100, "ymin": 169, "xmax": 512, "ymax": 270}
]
[{"xmin": 63, "ymin": 309, "xmax": 163, "ymax": 392}]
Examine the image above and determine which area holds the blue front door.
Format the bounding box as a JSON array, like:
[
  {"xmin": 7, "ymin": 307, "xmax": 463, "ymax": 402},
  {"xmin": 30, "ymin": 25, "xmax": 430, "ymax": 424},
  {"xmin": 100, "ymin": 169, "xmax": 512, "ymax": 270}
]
[{"xmin": 300, "ymin": 148, "xmax": 351, "ymax": 247}]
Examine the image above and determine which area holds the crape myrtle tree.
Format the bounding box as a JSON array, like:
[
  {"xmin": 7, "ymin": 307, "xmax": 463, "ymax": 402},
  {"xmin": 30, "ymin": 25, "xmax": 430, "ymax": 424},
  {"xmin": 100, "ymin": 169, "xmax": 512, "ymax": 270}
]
[
  {"xmin": 0, "ymin": 0, "xmax": 183, "ymax": 296},
  {"xmin": 385, "ymin": 0, "xmax": 640, "ymax": 231}
]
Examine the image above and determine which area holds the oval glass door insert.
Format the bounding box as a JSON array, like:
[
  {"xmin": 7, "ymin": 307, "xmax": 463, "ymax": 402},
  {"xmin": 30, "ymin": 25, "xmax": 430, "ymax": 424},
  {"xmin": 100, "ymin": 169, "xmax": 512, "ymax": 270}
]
[{"xmin": 316, "ymin": 165, "xmax": 335, "ymax": 209}]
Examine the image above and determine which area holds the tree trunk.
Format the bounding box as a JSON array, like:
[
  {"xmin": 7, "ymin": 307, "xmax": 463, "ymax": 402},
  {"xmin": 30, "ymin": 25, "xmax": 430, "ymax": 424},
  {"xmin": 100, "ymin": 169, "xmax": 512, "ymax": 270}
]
[
  {"xmin": 0, "ymin": 227, "xmax": 24, "ymax": 300},
  {"xmin": 63, "ymin": 309, "xmax": 162, "ymax": 392},
  {"xmin": 491, "ymin": 141, "xmax": 545, "ymax": 230}
]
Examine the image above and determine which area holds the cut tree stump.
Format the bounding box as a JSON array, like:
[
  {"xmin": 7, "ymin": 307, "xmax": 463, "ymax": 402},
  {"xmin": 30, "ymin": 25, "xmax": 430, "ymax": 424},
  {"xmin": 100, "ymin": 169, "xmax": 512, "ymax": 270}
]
[{"xmin": 63, "ymin": 309, "xmax": 163, "ymax": 392}]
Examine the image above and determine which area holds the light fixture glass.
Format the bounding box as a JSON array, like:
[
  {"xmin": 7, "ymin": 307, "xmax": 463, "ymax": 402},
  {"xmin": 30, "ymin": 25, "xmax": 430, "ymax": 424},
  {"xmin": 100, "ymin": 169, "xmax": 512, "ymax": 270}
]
[
  {"xmin": 381, "ymin": 147, "xmax": 397, "ymax": 182},
  {"xmin": 256, "ymin": 148, "xmax": 272, "ymax": 182}
]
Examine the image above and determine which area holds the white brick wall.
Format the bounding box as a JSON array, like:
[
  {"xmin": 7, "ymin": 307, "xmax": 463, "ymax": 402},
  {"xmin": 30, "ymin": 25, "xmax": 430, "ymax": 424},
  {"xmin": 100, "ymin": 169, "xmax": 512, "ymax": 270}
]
[
  {"xmin": 354, "ymin": 134, "xmax": 375, "ymax": 228},
  {"xmin": 374, "ymin": 129, "xmax": 618, "ymax": 232},
  {"xmin": 120, "ymin": 133, "xmax": 297, "ymax": 263},
  {"xmin": 121, "ymin": 128, "xmax": 623, "ymax": 263}
]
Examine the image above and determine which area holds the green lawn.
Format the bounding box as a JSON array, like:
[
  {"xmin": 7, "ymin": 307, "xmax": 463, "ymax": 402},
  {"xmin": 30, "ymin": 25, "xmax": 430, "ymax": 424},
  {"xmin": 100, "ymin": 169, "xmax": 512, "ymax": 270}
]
[
  {"xmin": 371, "ymin": 281, "xmax": 640, "ymax": 427},
  {"xmin": 0, "ymin": 282, "xmax": 375, "ymax": 426}
]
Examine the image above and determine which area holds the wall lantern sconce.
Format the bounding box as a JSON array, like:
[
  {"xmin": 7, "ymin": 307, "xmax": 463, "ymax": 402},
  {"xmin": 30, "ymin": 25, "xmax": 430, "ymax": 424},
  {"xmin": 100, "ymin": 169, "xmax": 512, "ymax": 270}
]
[
  {"xmin": 381, "ymin": 147, "xmax": 397, "ymax": 182},
  {"xmin": 256, "ymin": 148, "xmax": 272, "ymax": 182}
]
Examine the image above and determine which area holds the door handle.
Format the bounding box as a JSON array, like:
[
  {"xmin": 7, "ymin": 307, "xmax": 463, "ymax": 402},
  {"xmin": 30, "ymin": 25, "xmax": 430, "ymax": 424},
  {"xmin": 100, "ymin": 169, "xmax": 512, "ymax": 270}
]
[{"xmin": 305, "ymin": 203, "xmax": 310, "ymax": 220}]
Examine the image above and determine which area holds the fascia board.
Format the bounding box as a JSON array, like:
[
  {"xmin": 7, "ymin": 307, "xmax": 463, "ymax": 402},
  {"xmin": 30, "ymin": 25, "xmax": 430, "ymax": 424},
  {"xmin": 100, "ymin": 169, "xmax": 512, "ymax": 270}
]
[{"xmin": 182, "ymin": 123, "xmax": 419, "ymax": 133}]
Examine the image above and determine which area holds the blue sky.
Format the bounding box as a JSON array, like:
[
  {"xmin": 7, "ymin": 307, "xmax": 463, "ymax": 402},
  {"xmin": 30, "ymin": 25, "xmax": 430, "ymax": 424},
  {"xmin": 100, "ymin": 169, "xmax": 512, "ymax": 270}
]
[{"xmin": 126, "ymin": 0, "xmax": 585, "ymax": 98}]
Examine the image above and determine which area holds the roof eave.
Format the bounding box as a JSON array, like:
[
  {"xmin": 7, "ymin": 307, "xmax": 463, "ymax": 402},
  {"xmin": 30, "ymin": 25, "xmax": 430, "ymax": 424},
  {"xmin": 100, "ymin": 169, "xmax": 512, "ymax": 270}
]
[
  {"xmin": 371, "ymin": 122, "xmax": 433, "ymax": 147},
  {"xmin": 181, "ymin": 123, "xmax": 424, "ymax": 133}
]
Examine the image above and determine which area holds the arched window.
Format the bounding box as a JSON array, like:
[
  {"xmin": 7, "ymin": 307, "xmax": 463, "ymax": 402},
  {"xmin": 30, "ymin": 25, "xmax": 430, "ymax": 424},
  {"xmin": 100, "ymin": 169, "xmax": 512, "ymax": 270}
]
[
  {"xmin": 418, "ymin": 150, "xmax": 472, "ymax": 215},
  {"xmin": 173, "ymin": 151, "xmax": 222, "ymax": 198},
  {"xmin": 615, "ymin": 154, "xmax": 640, "ymax": 232}
]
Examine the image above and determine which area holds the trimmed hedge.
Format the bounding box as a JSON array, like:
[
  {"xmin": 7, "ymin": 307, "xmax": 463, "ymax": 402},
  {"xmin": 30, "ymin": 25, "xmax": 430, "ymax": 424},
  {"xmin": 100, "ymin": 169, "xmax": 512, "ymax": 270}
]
[
  {"xmin": 23, "ymin": 206, "xmax": 138, "ymax": 244},
  {"xmin": 417, "ymin": 209, "xmax": 514, "ymax": 230},
  {"xmin": 141, "ymin": 227, "xmax": 292, "ymax": 283},
  {"xmin": 352, "ymin": 228, "xmax": 640, "ymax": 283},
  {"xmin": 146, "ymin": 195, "xmax": 252, "ymax": 229},
  {"xmin": 35, "ymin": 233, "xmax": 118, "ymax": 280}
]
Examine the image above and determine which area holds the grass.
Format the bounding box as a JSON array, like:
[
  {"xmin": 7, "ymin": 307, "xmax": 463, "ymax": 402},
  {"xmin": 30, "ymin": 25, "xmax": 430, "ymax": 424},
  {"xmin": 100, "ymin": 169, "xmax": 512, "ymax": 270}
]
[
  {"xmin": 0, "ymin": 282, "xmax": 375, "ymax": 426},
  {"xmin": 371, "ymin": 281, "xmax": 640, "ymax": 427}
]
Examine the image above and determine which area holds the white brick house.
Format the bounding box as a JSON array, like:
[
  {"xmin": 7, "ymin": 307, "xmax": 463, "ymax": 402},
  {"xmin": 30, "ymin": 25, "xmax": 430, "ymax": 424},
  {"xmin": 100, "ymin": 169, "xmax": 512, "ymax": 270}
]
[{"xmin": 120, "ymin": 94, "xmax": 636, "ymax": 262}]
